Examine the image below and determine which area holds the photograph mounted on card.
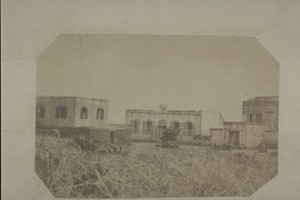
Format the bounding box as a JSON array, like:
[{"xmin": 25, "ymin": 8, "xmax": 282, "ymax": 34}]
[{"xmin": 35, "ymin": 34, "xmax": 279, "ymax": 198}]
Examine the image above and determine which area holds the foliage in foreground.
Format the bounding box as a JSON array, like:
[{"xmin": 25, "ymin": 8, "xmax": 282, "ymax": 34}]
[
  {"xmin": 35, "ymin": 134, "xmax": 277, "ymax": 198},
  {"xmin": 157, "ymin": 128, "xmax": 180, "ymax": 148}
]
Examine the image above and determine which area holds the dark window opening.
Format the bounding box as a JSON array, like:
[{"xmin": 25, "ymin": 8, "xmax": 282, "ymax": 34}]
[
  {"xmin": 145, "ymin": 120, "xmax": 153, "ymax": 134},
  {"xmin": 96, "ymin": 108, "xmax": 104, "ymax": 120},
  {"xmin": 110, "ymin": 131, "xmax": 115, "ymax": 144},
  {"xmin": 230, "ymin": 131, "xmax": 240, "ymax": 146},
  {"xmin": 80, "ymin": 107, "xmax": 88, "ymax": 119},
  {"xmin": 173, "ymin": 121, "xmax": 180, "ymax": 129},
  {"xmin": 56, "ymin": 106, "xmax": 67, "ymax": 118},
  {"xmin": 158, "ymin": 120, "xmax": 167, "ymax": 137},
  {"xmin": 187, "ymin": 122, "xmax": 193, "ymax": 136},
  {"xmin": 133, "ymin": 120, "xmax": 139, "ymax": 134},
  {"xmin": 249, "ymin": 114, "xmax": 253, "ymax": 122},
  {"xmin": 146, "ymin": 121, "xmax": 152, "ymax": 130}
]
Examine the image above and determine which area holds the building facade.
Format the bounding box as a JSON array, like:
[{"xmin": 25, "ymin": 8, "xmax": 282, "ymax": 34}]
[
  {"xmin": 242, "ymin": 96, "xmax": 279, "ymax": 131},
  {"xmin": 126, "ymin": 109, "xmax": 223, "ymax": 139},
  {"xmin": 211, "ymin": 96, "xmax": 279, "ymax": 148},
  {"xmin": 36, "ymin": 96, "xmax": 108, "ymax": 128}
]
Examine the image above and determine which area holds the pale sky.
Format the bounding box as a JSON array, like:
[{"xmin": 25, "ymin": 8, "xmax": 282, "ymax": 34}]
[{"xmin": 37, "ymin": 34, "xmax": 279, "ymax": 124}]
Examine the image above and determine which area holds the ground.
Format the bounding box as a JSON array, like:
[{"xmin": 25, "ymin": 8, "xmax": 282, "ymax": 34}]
[{"xmin": 35, "ymin": 135, "xmax": 278, "ymax": 198}]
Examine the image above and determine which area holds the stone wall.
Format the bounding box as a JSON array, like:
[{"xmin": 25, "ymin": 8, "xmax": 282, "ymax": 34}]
[
  {"xmin": 243, "ymin": 97, "xmax": 279, "ymax": 131},
  {"xmin": 242, "ymin": 125, "xmax": 267, "ymax": 148},
  {"xmin": 126, "ymin": 110, "xmax": 223, "ymax": 138},
  {"xmin": 74, "ymin": 97, "xmax": 109, "ymax": 128},
  {"xmin": 201, "ymin": 111, "xmax": 224, "ymax": 135},
  {"xmin": 37, "ymin": 127, "xmax": 131, "ymax": 146},
  {"xmin": 210, "ymin": 128, "xmax": 225, "ymax": 146},
  {"xmin": 126, "ymin": 110, "xmax": 201, "ymax": 137},
  {"xmin": 211, "ymin": 122, "xmax": 271, "ymax": 148},
  {"xmin": 113, "ymin": 128, "xmax": 132, "ymax": 146},
  {"xmin": 36, "ymin": 96, "xmax": 109, "ymax": 129},
  {"xmin": 262, "ymin": 131, "xmax": 278, "ymax": 148},
  {"xmin": 36, "ymin": 97, "xmax": 76, "ymax": 128}
]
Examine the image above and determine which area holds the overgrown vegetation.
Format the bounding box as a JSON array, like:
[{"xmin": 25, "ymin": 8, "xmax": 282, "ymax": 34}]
[
  {"xmin": 193, "ymin": 134, "xmax": 212, "ymax": 146},
  {"xmin": 35, "ymin": 134, "xmax": 277, "ymax": 198},
  {"xmin": 156, "ymin": 128, "xmax": 180, "ymax": 148}
]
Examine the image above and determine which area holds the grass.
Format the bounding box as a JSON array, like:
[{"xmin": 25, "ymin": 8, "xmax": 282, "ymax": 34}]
[{"xmin": 35, "ymin": 134, "xmax": 277, "ymax": 198}]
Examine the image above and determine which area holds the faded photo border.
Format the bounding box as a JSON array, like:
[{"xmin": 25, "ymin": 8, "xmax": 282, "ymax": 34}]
[{"xmin": 2, "ymin": 0, "xmax": 300, "ymax": 200}]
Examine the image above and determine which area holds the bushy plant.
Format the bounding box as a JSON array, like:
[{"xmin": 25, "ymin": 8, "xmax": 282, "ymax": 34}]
[
  {"xmin": 157, "ymin": 128, "xmax": 180, "ymax": 148},
  {"xmin": 35, "ymin": 134, "xmax": 278, "ymax": 198},
  {"xmin": 73, "ymin": 134, "xmax": 100, "ymax": 152},
  {"xmin": 257, "ymin": 143, "xmax": 268, "ymax": 153}
]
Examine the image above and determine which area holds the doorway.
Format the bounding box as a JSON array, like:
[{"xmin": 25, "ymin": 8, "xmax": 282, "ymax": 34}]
[
  {"xmin": 110, "ymin": 131, "xmax": 115, "ymax": 144},
  {"xmin": 229, "ymin": 131, "xmax": 240, "ymax": 146}
]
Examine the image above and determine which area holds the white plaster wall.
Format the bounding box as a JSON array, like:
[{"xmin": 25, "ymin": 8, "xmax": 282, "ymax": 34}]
[
  {"xmin": 74, "ymin": 98, "xmax": 108, "ymax": 128},
  {"xmin": 201, "ymin": 111, "xmax": 223, "ymax": 135}
]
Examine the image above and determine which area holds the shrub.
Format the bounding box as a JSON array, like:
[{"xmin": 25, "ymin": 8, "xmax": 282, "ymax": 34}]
[
  {"xmin": 73, "ymin": 133, "xmax": 123, "ymax": 154},
  {"xmin": 73, "ymin": 134, "xmax": 100, "ymax": 152},
  {"xmin": 35, "ymin": 134, "xmax": 278, "ymax": 198},
  {"xmin": 157, "ymin": 128, "xmax": 180, "ymax": 148},
  {"xmin": 257, "ymin": 143, "xmax": 268, "ymax": 153}
]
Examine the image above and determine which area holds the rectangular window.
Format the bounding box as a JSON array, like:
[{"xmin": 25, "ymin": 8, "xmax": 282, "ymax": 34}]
[
  {"xmin": 146, "ymin": 121, "xmax": 152, "ymax": 135},
  {"xmin": 187, "ymin": 122, "xmax": 193, "ymax": 136},
  {"xmin": 173, "ymin": 122, "xmax": 180, "ymax": 129},
  {"xmin": 80, "ymin": 107, "xmax": 88, "ymax": 119},
  {"xmin": 96, "ymin": 108, "xmax": 104, "ymax": 120}
]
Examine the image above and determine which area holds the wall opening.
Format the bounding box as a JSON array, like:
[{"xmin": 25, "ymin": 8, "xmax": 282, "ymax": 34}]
[
  {"xmin": 96, "ymin": 108, "xmax": 104, "ymax": 120},
  {"xmin": 110, "ymin": 131, "xmax": 115, "ymax": 144},
  {"xmin": 187, "ymin": 122, "xmax": 193, "ymax": 136},
  {"xmin": 132, "ymin": 120, "xmax": 140, "ymax": 134},
  {"xmin": 172, "ymin": 121, "xmax": 180, "ymax": 129},
  {"xmin": 229, "ymin": 131, "xmax": 240, "ymax": 146},
  {"xmin": 158, "ymin": 119, "xmax": 167, "ymax": 137},
  {"xmin": 80, "ymin": 107, "xmax": 88, "ymax": 119},
  {"xmin": 145, "ymin": 120, "xmax": 153, "ymax": 135},
  {"xmin": 249, "ymin": 114, "xmax": 253, "ymax": 122}
]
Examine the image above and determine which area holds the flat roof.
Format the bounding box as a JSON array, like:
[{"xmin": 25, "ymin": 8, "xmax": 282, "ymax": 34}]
[
  {"xmin": 126, "ymin": 109, "xmax": 222, "ymax": 115},
  {"xmin": 223, "ymin": 121, "xmax": 245, "ymax": 125},
  {"xmin": 36, "ymin": 96, "xmax": 109, "ymax": 101},
  {"xmin": 244, "ymin": 96, "xmax": 279, "ymax": 102}
]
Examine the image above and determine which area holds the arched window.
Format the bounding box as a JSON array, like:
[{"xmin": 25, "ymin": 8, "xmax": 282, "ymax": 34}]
[
  {"xmin": 146, "ymin": 120, "xmax": 153, "ymax": 130},
  {"xmin": 132, "ymin": 119, "xmax": 140, "ymax": 134},
  {"xmin": 158, "ymin": 119, "xmax": 167, "ymax": 137},
  {"xmin": 80, "ymin": 107, "xmax": 88, "ymax": 119},
  {"xmin": 186, "ymin": 121, "xmax": 194, "ymax": 136},
  {"xmin": 172, "ymin": 120, "xmax": 180, "ymax": 129},
  {"xmin": 36, "ymin": 105, "xmax": 45, "ymax": 118},
  {"xmin": 144, "ymin": 120, "xmax": 153, "ymax": 135},
  {"xmin": 56, "ymin": 106, "xmax": 67, "ymax": 118},
  {"xmin": 96, "ymin": 108, "xmax": 104, "ymax": 120},
  {"xmin": 248, "ymin": 113, "xmax": 253, "ymax": 122}
]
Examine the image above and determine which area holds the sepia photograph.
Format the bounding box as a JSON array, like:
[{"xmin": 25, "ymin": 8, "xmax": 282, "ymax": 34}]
[
  {"xmin": 3, "ymin": 1, "xmax": 300, "ymax": 200},
  {"xmin": 35, "ymin": 34, "xmax": 279, "ymax": 198}
]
